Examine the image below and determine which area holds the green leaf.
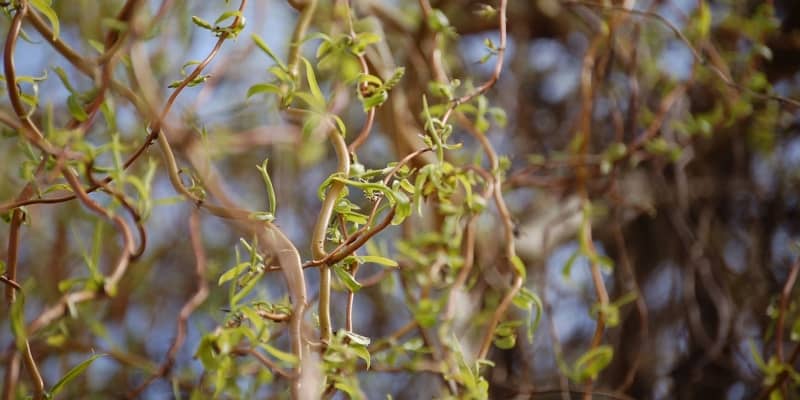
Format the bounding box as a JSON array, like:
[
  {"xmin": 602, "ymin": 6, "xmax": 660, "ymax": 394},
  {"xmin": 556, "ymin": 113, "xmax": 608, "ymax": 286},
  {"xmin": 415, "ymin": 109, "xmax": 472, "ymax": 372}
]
[
  {"xmin": 217, "ymin": 261, "xmax": 250, "ymax": 286},
  {"xmin": 489, "ymin": 107, "xmax": 507, "ymax": 127},
  {"xmin": 696, "ymin": 1, "xmax": 711, "ymax": 39},
  {"xmin": 191, "ymin": 15, "xmax": 213, "ymax": 31},
  {"xmin": 66, "ymin": 95, "xmax": 89, "ymax": 122},
  {"xmin": 513, "ymin": 287, "xmax": 543, "ymax": 342},
  {"xmin": 101, "ymin": 17, "xmax": 129, "ymax": 33},
  {"xmin": 391, "ymin": 189, "xmax": 411, "ymax": 225},
  {"xmin": 302, "ymin": 58, "xmax": 325, "ymax": 106},
  {"xmin": 384, "ymin": 67, "xmax": 405, "ymax": 91},
  {"xmin": 49, "ymin": 354, "xmax": 105, "ymax": 397},
  {"xmin": 10, "ymin": 293, "xmax": 26, "ymax": 350},
  {"xmin": 333, "ymin": 378, "xmax": 365, "ymax": 400},
  {"xmin": 268, "ymin": 65, "xmax": 294, "ymax": 84},
  {"xmin": 169, "ymin": 74, "xmax": 210, "ymax": 88},
  {"xmin": 510, "ymin": 255, "xmax": 527, "ymax": 280},
  {"xmin": 562, "ymin": 248, "xmax": 581, "ymax": 278},
  {"xmin": 259, "ymin": 342, "xmax": 299, "ymax": 365},
  {"xmin": 333, "ymin": 264, "xmax": 362, "ymax": 292},
  {"xmin": 604, "ymin": 142, "xmax": 627, "ymax": 162},
  {"xmin": 412, "ymin": 298, "xmax": 439, "ymax": 328},
  {"xmin": 354, "ymin": 32, "xmax": 381, "ymax": 47},
  {"xmin": 251, "ymin": 34, "xmax": 287, "ymax": 70},
  {"xmin": 58, "ymin": 277, "xmax": 87, "ymax": 293},
  {"xmin": 362, "ymin": 90, "xmax": 388, "ymax": 111},
  {"xmin": 52, "ymin": 67, "xmax": 75, "ymax": 94},
  {"xmin": 331, "ymin": 114, "xmax": 347, "ymax": 136},
  {"xmin": 247, "ymin": 83, "xmax": 281, "ymax": 99},
  {"xmin": 494, "ymin": 331, "xmax": 516, "ymax": 349},
  {"xmin": 255, "ymin": 158, "xmax": 277, "ymax": 215},
  {"xmin": 358, "ymin": 255, "xmax": 398, "ymax": 268},
  {"xmin": 428, "ymin": 9, "xmax": 451, "ymax": 32},
  {"xmin": 572, "ymin": 345, "xmax": 613, "ymax": 382},
  {"xmin": 231, "ymin": 271, "xmax": 262, "ymax": 306},
  {"xmin": 30, "ymin": 0, "xmax": 60, "ymax": 40},
  {"xmin": 596, "ymin": 255, "xmax": 615, "ymax": 273},
  {"xmin": 87, "ymin": 39, "xmax": 105, "ymax": 54},
  {"xmin": 475, "ymin": 4, "xmax": 497, "ymax": 18},
  {"xmin": 341, "ymin": 330, "xmax": 371, "ymax": 346},
  {"xmin": 214, "ymin": 10, "xmax": 243, "ymax": 25},
  {"xmin": 351, "ymin": 344, "xmax": 371, "ymax": 369},
  {"xmin": 195, "ymin": 335, "xmax": 220, "ymax": 370}
]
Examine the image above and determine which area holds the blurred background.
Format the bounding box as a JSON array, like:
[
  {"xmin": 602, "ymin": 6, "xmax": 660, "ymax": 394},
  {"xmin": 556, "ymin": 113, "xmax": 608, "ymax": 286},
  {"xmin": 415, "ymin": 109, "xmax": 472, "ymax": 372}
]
[{"xmin": 2, "ymin": 0, "xmax": 800, "ymax": 399}]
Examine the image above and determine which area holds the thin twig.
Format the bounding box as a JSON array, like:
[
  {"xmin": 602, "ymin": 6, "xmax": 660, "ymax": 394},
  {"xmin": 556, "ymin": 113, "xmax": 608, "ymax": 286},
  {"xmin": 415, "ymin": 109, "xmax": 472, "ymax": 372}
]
[{"xmin": 126, "ymin": 210, "xmax": 209, "ymax": 398}]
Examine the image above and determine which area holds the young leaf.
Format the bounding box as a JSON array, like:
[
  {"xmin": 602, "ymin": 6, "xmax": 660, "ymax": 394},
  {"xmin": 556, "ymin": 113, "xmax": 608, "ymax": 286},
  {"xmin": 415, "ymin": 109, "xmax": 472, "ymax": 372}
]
[
  {"xmin": 509, "ymin": 255, "xmax": 527, "ymax": 280},
  {"xmin": 562, "ymin": 248, "xmax": 581, "ymax": 278},
  {"xmin": 191, "ymin": 16, "xmax": 213, "ymax": 31},
  {"xmin": 260, "ymin": 342, "xmax": 299, "ymax": 365},
  {"xmin": 302, "ymin": 58, "xmax": 325, "ymax": 107},
  {"xmin": 256, "ymin": 158, "xmax": 277, "ymax": 215},
  {"xmin": 251, "ymin": 33, "xmax": 287, "ymax": 70},
  {"xmin": 512, "ymin": 287, "xmax": 543, "ymax": 342},
  {"xmin": 49, "ymin": 354, "xmax": 105, "ymax": 397},
  {"xmin": 333, "ymin": 264, "xmax": 362, "ymax": 292},
  {"xmin": 218, "ymin": 262, "xmax": 250, "ymax": 285},
  {"xmin": 572, "ymin": 345, "xmax": 613, "ymax": 382},
  {"xmin": 66, "ymin": 95, "xmax": 89, "ymax": 122},
  {"xmin": 10, "ymin": 293, "xmax": 26, "ymax": 350},
  {"xmin": 231, "ymin": 271, "xmax": 262, "ymax": 306},
  {"xmin": 30, "ymin": 0, "xmax": 60, "ymax": 39},
  {"xmin": 358, "ymin": 255, "xmax": 398, "ymax": 268},
  {"xmin": 214, "ymin": 10, "xmax": 243, "ymax": 26},
  {"xmin": 246, "ymin": 83, "xmax": 281, "ymax": 99}
]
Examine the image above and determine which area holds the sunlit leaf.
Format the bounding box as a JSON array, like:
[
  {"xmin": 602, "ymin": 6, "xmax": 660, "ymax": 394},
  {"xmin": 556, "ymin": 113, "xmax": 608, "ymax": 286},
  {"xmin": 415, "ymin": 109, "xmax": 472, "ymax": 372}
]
[
  {"xmin": 191, "ymin": 15, "xmax": 213, "ymax": 30},
  {"xmin": 302, "ymin": 58, "xmax": 325, "ymax": 106},
  {"xmin": 30, "ymin": 0, "xmax": 60, "ymax": 39},
  {"xmin": 358, "ymin": 255, "xmax": 398, "ymax": 268},
  {"xmin": 333, "ymin": 264, "xmax": 362, "ymax": 292},
  {"xmin": 251, "ymin": 33, "xmax": 287, "ymax": 70}
]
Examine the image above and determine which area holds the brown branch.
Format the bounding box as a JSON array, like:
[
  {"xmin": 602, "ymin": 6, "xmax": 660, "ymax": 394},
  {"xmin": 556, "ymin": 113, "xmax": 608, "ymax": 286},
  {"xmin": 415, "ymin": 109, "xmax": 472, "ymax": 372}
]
[
  {"xmin": 611, "ymin": 219, "xmax": 648, "ymax": 393},
  {"xmin": 85, "ymin": 161, "xmax": 148, "ymax": 260},
  {"xmin": 231, "ymin": 347, "xmax": 293, "ymax": 379},
  {"xmin": 4, "ymin": 209, "xmax": 24, "ymax": 304},
  {"xmin": 126, "ymin": 210, "xmax": 209, "ymax": 398}
]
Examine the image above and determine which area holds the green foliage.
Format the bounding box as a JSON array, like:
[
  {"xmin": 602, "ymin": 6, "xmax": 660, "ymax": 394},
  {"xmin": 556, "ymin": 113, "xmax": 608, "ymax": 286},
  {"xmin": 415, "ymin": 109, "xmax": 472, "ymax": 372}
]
[
  {"xmin": 568, "ymin": 345, "xmax": 614, "ymax": 383},
  {"xmin": 2, "ymin": 0, "xmax": 797, "ymax": 398},
  {"xmin": 47, "ymin": 354, "xmax": 105, "ymax": 399}
]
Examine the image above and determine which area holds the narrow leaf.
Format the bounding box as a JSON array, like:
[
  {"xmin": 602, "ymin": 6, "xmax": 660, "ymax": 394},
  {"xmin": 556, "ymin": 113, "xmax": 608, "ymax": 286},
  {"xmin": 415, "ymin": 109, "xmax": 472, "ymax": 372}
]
[
  {"xmin": 333, "ymin": 264, "xmax": 362, "ymax": 292},
  {"xmin": 50, "ymin": 354, "xmax": 105, "ymax": 396},
  {"xmin": 30, "ymin": 0, "xmax": 60, "ymax": 39},
  {"xmin": 302, "ymin": 58, "xmax": 325, "ymax": 106}
]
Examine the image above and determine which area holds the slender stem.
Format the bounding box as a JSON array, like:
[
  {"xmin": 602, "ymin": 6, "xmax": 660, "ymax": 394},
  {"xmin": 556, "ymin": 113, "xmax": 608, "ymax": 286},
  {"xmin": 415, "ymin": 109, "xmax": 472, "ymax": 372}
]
[
  {"xmin": 4, "ymin": 210, "xmax": 23, "ymax": 304},
  {"xmin": 311, "ymin": 126, "xmax": 350, "ymax": 343},
  {"xmin": 125, "ymin": 210, "xmax": 208, "ymax": 398},
  {"xmin": 287, "ymin": 0, "xmax": 318, "ymax": 78},
  {"xmin": 345, "ymin": 263, "xmax": 359, "ymax": 331},
  {"xmin": 21, "ymin": 341, "xmax": 43, "ymax": 400}
]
